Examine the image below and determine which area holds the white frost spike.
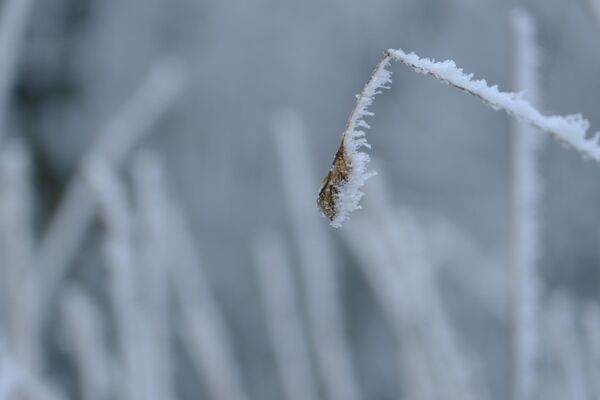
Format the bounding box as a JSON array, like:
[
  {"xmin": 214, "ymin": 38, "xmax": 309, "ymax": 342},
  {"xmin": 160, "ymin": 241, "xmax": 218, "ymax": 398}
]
[{"xmin": 317, "ymin": 52, "xmax": 392, "ymax": 227}]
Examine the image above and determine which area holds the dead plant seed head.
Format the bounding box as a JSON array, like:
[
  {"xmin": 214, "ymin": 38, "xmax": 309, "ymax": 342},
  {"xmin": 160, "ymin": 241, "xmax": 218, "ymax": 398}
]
[{"xmin": 316, "ymin": 51, "xmax": 393, "ymax": 228}]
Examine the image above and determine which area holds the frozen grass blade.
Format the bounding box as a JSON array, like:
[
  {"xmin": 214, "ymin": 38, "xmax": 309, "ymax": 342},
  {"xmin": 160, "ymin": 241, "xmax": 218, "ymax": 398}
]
[
  {"xmin": 321, "ymin": 46, "xmax": 600, "ymax": 226},
  {"xmin": 317, "ymin": 53, "xmax": 391, "ymax": 227}
]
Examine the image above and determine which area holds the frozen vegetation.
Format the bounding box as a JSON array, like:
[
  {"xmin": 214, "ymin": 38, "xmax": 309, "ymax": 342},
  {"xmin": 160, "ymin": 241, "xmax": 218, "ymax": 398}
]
[{"xmin": 0, "ymin": 1, "xmax": 599, "ymax": 400}]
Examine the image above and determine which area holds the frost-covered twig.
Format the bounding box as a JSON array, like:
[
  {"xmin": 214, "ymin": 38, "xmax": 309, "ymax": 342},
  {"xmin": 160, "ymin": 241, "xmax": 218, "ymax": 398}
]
[
  {"xmin": 0, "ymin": 0, "xmax": 36, "ymax": 138},
  {"xmin": 270, "ymin": 109, "xmax": 362, "ymax": 400},
  {"xmin": 60, "ymin": 286, "xmax": 113, "ymax": 400},
  {"xmin": 252, "ymin": 231, "xmax": 319, "ymax": 400},
  {"xmin": 36, "ymin": 59, "xmax": 186, "ymax": 308},
  {"xmin": 136, "ymin": 152, "xmax": 248, "ymax": 400},
  {"xmin": 508, "ymin": 10, "xmax": 543, "ymax": 400},
  {"xmin": 320, "ymin": 47, "xmax": 600, "ymax": 226}
]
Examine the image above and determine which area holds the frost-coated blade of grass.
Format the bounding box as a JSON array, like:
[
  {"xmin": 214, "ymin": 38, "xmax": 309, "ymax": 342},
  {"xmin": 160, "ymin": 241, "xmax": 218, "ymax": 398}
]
[
  {"xmin": 321, "ymin": 46, "xmax": 600, "ymax": 227},
  {"xmin": 317, "ymin": 54, "xmax": 391, "ymax": 227}
]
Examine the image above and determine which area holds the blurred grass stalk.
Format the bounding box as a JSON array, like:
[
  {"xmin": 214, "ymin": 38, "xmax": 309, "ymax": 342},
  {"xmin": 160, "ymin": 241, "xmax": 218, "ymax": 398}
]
[
  {"xmin": 542, "ymin": 296, "xmax": 588, "ymax": 400},
  {"xmin": 582, "ymin": 304, "xmax": 600, "ymax": 398},
  {"xmin": 508, "ymin": 9, "xmax": 542, "ymax": 400},
  {"xmin": 60, "ymin": 287, "xmax": 113, "ymax": 400},
  {"xmin": 253, "ymin": 231, "xmax": 320, "ymax": 400},
  {"xmin": 270, "ymin": 110, "xmax": 362, "ymax": 400},
  {"xmin": 585, "ymin": 0, "xmax": 600, "ymax": 28},
  {"xmin": 130, "ymin": 152, "xmax": 176, "ymax": 400},
  {"xmin": 142, "ymin": 152, "xmax": 250, "ymax": 400},
  {"xmin": 84, "ymin": 157, "xmax": 150, "ymax": 400},
  {"xmin": 343, "ymin": 175, "xmax": 489, "ymax": 400},
  {"xmin": 0, "ymin": 142, "xmax": 65, "ymax": 399},
  {"xmin": 36, "ymin": 59, "xmax": 187, "ymax": 312},
  {"xmin": 271, "ymin": 109, "xmax": 490, "ymax": 400}
]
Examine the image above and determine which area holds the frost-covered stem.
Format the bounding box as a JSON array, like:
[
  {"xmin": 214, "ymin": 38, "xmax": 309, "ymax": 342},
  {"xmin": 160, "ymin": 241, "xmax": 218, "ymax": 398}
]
[
  {"xmin": 323, "ymin": 47, "xmax": 600, "ymax": 227},
  {"xmin": 508, "ymin": 10, "xmax": 542, "ymax": 400},
  {"xmin": 36, "ymin": 59, "xmax": 186, "ymax": 307},
  {"xmin": 0, "ymin": 140, "xmax": 42, "ymax": 372},
  {"xmin": 130, "ymin": 152, "xmax": 176, "ymax": 400},
  {"xmin": 83, "ymin": 158, "xmax": 146, "ymax": 400},
  {"xmin": 60, "ymin": 287, "xmax": 113, "ymax": 400},
  {"xmin": 582, "ymin": 304, "xmax": 600, "ymax": 398},
  {"xmin": 252, "ymin": 232, "xmax": 320, "ymax": 400},
  {"xmin": 387, "ymin": 48, "xmax": 600, "ymax": 161},
  {"xmin": 270, "ymin": 110, "xmax": 362, "ymax": 400},
  {"xmin": 543, "ymin": 295, "xmax": 588, "ymax": 400},
  {"xmin": 317, "ymin": 54, "xmax": 391, "ymax": 227},
  {"xmin": 0, "ymin": 0, "xmax": 35, "ymax": 139}
]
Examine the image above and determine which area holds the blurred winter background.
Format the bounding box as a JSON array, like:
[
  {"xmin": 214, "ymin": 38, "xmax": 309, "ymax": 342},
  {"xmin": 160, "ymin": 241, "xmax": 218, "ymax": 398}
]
[{"xmin": 0, "ymin": 0, "xmax": 599, "ymax": 399}]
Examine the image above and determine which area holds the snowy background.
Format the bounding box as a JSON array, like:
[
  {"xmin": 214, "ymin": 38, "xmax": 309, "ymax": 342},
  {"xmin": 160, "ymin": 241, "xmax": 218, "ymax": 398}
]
[{"xmin": 1, "ymin": 0, "xmax": 600, "ymax": 399}]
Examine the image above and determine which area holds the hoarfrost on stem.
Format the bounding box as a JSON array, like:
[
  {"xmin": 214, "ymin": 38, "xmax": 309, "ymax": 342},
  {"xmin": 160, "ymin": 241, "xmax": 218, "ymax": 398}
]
[
  {"xmin": 317, "ymin": 52, "xmax": 392, "ymax": 228},
  {"xmin": 319, "ymin": 47, "xmax": 600, "ymax": 227}
]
